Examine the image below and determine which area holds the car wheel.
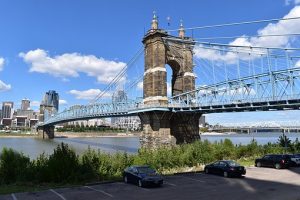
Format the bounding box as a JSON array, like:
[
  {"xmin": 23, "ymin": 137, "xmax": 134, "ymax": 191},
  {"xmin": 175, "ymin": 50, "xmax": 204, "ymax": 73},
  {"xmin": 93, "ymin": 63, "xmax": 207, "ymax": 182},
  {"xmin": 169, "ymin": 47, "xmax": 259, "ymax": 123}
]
[
  {"xmin": 275, "ymin": 163, "xmax": 281, "ymax": 169},
  {"xmin": 138, "ymin": 179, "xmax": 143, "ymax": 187},
  {"xmin": 205, "ymin": 168, "xmax": 209, "ymax": 174},
  {"xmin": 256, "ymin": 162, "xmax": 261, "ymax": 167},
  {"xmin": 124, "ymin": 176, "xmax": 128, "ymax": 183},
  {"xmin": 223, "ymin": 171, "xmax": 228, "ymax": 178}
]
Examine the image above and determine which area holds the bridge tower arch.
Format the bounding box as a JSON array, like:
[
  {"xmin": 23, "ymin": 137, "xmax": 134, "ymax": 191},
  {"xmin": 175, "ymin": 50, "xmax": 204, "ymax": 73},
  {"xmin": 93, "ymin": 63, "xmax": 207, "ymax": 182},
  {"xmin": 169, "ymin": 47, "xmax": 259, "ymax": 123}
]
[{"xmin": 139, "ymin": 14, "xmax": 201, "ymax": 147}]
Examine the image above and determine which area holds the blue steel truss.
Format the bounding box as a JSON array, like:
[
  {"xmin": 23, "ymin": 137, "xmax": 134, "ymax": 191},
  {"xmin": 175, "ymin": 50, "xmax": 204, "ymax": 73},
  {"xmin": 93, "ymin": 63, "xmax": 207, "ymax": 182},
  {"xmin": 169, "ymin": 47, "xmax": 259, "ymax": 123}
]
[{"xmin": 41, "ymin": 67, "xmax": 300, "ymax": 126}]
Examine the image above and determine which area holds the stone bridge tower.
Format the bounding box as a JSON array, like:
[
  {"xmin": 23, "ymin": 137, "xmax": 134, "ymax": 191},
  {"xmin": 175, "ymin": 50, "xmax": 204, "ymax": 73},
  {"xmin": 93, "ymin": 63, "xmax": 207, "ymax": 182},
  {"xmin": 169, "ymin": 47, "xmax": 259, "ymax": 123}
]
[{"xmin": 139, "ymin": 14, "xmax": 201, "ymax": 147}]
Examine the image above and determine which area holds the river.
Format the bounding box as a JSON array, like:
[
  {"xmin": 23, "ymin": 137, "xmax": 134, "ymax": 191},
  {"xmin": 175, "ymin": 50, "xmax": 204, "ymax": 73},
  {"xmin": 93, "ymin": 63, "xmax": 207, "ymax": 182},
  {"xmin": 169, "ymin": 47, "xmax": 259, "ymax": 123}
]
[{"xmin": 0, "ymin": 132, "xmax": 299, "ymax": 159}]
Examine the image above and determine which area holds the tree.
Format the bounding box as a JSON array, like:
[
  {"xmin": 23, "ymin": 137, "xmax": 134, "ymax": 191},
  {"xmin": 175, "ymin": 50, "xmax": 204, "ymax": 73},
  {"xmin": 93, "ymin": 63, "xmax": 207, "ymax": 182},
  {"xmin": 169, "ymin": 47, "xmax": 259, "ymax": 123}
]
[{"xmin": 278, "ymin": 134, "xmax": 291, "ymax": 148}]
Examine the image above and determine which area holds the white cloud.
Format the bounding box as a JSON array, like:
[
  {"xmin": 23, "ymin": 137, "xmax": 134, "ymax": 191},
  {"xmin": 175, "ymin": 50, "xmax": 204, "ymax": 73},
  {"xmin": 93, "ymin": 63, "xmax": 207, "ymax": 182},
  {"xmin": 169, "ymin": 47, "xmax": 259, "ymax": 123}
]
[
  {"xmin": 59, "ymin": 99, "xmax": 68, "ymax": 105},
  {"xmin": 137, "ymin": 81, "xmax": 143, "ymax": 90},
  {"xmin": 296, "ymin": 60, "xmax": 300, "ymax": 67},
  {"xmin": 137, "ymin": 81, "xmax": 172, "ymax": 96},
  {"xmin": 167, "ymin": 83, "xmax": 172, "ymax": 96},
  {"xmin": 69, "ymin": 89, "xmax": 111, "ymax": 100},
  {"xmin": 31, "ymin": 101, "xmax": 40, "ymax": 107},
  {"xmin": 194, "ymin": 6, "xmax": 300, "ymax": 63},
  {"xmin": 0, "ymin": 80, "xmax": 11, "ymax": 92},
  {"xmin": 285, "ymin": 0, "xmax": 300, "ymax": 6},
  {"xmin": 0, "ymin": 57, "xmax": 4, "ymax": 71},
  {"xmin": 19, "ymin": 49, "xmax": 126, "ymax": 84}
]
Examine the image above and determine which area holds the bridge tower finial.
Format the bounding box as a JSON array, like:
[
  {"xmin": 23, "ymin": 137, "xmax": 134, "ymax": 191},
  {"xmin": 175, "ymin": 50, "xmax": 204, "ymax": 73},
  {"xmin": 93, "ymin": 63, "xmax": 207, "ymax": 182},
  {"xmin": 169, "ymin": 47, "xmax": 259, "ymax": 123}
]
[
  {"xmin": 178, "ymin": 19, "xmax": 185, "ymax": 38},
  {"xmin": 151, "ymin": 11, "xmax": 158, "ymax": 30}
]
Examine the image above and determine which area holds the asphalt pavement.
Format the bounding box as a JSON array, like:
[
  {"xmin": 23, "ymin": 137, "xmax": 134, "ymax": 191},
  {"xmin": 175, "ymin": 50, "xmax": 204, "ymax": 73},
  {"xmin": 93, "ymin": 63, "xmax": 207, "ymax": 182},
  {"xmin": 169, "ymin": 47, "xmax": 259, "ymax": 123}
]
[{"xmin": 1, "ymin": 166, "xmax": 300, "ymax": 200}]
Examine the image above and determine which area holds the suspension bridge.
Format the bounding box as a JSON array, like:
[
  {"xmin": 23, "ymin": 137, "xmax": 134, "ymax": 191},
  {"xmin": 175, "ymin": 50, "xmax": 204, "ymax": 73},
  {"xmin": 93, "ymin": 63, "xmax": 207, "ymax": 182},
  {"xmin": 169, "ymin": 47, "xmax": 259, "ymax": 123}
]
[{"xmin": 38, "ymin": 13, "xmax": 300, "ymax": 147}]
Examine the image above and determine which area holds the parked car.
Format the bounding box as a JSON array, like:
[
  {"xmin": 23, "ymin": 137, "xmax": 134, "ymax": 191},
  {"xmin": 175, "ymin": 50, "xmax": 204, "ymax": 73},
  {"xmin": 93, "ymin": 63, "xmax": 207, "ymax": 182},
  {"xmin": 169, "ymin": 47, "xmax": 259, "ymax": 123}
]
[
  {"xmin": 288, "ymin": 154, "xmax": 300, "ymax": 166},
  {"xmin": 255, "ymin": 154, "xmax": 291, "ymax": 169},
  {"xmin": 204, "ymin": 160, "xmax": 246, "ymax": 178},
  {"xmin": 123, "ymin": 166, "xmax": 163, "ymax": 187}
]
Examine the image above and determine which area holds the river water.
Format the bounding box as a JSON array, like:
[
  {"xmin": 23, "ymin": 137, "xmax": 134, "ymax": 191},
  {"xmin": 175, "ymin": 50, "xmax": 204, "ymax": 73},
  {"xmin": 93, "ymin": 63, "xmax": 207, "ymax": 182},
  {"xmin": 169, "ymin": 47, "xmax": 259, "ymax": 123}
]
[{"xmin": 0, "ymin": 132, "xmax": 299, "ymax": 159}]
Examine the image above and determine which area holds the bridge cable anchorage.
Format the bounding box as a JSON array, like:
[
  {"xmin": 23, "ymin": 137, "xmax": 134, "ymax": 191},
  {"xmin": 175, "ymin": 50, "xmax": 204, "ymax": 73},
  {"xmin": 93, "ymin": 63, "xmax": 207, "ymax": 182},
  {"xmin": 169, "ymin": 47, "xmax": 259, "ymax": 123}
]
[
  {"xmin": 89, "ymin": 46, "xmax": 144, "ymax": 104},
  {"xmin": 166, "ymin": 16, "xmax": 300, "ymax": 32}
]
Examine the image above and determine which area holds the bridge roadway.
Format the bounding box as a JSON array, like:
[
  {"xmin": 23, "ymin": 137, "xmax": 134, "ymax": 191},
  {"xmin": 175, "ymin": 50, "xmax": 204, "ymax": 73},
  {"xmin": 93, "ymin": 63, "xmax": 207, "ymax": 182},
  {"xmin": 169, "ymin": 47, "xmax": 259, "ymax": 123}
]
[
  {"xmin": 1, "ymin": 167, "xmax": 300, "ymax": 200},
  {"xmin": 41, "ymin": 97, "xmax": 300, "ymax": 127}
]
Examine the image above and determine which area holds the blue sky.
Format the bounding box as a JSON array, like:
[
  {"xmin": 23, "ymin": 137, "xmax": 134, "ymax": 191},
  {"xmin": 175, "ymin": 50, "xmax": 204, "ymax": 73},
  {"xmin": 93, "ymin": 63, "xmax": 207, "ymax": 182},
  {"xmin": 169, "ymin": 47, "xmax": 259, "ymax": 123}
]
[{"xmin": 0, "ymin": 0, "xmax": 300, "ymax": 125}]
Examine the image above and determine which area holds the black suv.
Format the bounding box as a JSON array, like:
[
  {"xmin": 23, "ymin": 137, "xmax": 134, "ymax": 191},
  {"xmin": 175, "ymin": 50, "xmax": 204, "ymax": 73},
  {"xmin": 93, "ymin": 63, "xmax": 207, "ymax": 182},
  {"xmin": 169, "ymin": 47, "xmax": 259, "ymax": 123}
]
[{"xmin": 255, "ymin": 154, "xmax": 291, "ymax": 169}]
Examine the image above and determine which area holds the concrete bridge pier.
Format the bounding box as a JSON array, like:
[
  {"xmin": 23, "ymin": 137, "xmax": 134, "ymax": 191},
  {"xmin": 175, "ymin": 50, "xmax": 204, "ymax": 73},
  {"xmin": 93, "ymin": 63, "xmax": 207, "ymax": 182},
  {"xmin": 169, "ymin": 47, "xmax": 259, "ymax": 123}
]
[
  {"xmin": 138, "ymin": 111, "xmax": 201, "ymax": 148},
  {"xmin": 170, "ymin": 112, "xmax": 201, "ymax": 144},
  {"xmin": 38, "ymin": 125, "xmax": 55, "ymax": 139}
]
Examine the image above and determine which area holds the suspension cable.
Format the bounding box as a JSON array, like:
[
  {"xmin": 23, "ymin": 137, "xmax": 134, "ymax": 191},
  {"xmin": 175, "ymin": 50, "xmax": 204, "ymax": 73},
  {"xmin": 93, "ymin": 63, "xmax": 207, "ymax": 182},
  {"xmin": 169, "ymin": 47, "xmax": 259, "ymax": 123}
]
[
  {"xmin": 166, "ymin": 16, "xmax": 300, "ymax": 32},
  {"xmin": 163, "ymin": 37, "xmax": 300, "ymax": 50},
  {"xmin": 194, "ymin": 33, "xmax": 300, "ymax": 40},
  {"xmin": 89, "ymin": 47, "xmax": 143, "ymax": 104}
]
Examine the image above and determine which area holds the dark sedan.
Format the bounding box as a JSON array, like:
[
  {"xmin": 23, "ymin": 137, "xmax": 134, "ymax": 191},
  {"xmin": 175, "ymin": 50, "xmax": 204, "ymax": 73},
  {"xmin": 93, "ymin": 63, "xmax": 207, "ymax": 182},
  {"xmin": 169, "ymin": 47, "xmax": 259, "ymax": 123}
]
[
  {"xmin": 204, "ymin": 160, "xmax": 246, "ymax": 178},
  {"xmin": 123, "ymin": 166, "xmax": 163, "ymax": 187},
  {"xmin": 255, "ymin": 154, "xmax": 291, "ymax": 169}
]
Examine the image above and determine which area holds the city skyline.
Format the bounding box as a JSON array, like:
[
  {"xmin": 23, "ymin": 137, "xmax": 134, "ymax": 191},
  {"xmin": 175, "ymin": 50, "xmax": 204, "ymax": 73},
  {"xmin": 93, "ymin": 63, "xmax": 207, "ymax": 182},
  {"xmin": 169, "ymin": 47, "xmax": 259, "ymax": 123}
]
[{"xmin": 1, "ymin": 0, "xmax": 300, "ymax": 125}]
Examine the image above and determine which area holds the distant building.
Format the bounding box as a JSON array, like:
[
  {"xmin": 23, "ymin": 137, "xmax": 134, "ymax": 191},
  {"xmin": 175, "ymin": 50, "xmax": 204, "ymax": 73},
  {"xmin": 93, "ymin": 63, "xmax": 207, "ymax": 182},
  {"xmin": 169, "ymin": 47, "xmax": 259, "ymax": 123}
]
[
  {"xmin": 67, "ymin": 119, "xmax": 107, "ymax": 127},
  {"xmin": 199, "ymin": 115, "xmax": 206, "ymax": 127},
  {"xmin": 21, "ymin": 99, "xmax": 30, "ymax": 110},
  {"xmin": 111, "ymin": 90, "xmax": 141, "ymax": 130},
  {"xmin": 39, "ymin": 90, "xmax": 59, "ymax": 122},
  {"xmin": 39, "ymin": 104, "xmax": 55, "ymax": 122},
  {"xmin": 2, "ymin": 102, "xmax": 13, "ymax": 119},
  {"xmin": 111, "ymin": 90, "xmax": 127, "ymax": 125},
  {"xmin": 43, "ymin": 90, "xmax": 59, "ymax": 112}
]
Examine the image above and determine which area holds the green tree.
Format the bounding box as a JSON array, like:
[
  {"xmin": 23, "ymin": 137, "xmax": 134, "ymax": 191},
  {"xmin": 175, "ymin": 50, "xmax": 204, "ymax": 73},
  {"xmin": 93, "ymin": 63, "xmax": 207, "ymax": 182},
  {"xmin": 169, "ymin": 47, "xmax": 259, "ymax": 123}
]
[{"xmin": 278, "ymin": 134, "xmax": 292, "ymax": 148}]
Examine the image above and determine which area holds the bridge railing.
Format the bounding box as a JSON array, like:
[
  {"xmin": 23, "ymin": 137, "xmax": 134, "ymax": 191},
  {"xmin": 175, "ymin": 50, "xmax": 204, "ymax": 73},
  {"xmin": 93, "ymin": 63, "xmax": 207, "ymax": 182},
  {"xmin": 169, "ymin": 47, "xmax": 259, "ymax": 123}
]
[
  {"xmin": 169, "ymin": 68, "xmax": 300, "ymax": 109},
  {"xmin": 43, "ymin": 100, "xmax": 140, "ymax": 125}
]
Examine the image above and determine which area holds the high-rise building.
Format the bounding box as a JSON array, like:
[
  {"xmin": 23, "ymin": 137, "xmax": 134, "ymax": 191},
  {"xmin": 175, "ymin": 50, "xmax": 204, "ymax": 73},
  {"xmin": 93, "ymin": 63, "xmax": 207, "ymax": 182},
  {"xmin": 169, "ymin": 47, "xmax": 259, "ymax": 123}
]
[
  {"xmin": 111, "ymin": 90, "xmax": 127, "ymax": 125},
  {"xmin": 111, "ymin": 90, "xmax": 141, "ymax": 130},
  {"xmin": 112, "ymin": 90, "xmax": 127, "ymax": 103},
  {"xmin": 43, "ymin": 90, "xmax": 59, "ymax": 112},
  {"xmin": 21, "ymin": 98, "xmax": 30, "ymax": 110},
  {"xmin": 2, "ymin": 102, "xmax": 13, "ymax": 119}
]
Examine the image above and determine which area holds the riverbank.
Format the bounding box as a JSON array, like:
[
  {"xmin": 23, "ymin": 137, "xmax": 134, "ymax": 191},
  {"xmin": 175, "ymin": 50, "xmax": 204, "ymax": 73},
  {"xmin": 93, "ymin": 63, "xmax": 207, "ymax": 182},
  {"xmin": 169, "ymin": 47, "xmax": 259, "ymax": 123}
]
[
  {"xmin": 0, "ymin": 132, "xmax": 140, "ymax": 138},
  {"xmin": 200, "ymin": 131, "xmax": 237, "ymax": 135},
  {"xmin": 0, "ymin": 133, "xmax": 37, "ymax": 137},
  {"xmin": 54, "ymin": 131, "xmax": 139, "ymax": 138}
]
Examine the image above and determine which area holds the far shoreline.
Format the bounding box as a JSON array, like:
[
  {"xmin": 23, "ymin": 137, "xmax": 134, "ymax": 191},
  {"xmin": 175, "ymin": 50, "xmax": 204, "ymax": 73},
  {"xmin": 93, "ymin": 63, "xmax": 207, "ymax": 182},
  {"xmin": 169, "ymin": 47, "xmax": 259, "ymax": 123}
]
[
  {"xmin": 0, "ymin": 131, "xmax": 140, "ymax": 138},
  {"xmin": 55, "ymin": 132, "xmax": 139, "ymax": 138}
]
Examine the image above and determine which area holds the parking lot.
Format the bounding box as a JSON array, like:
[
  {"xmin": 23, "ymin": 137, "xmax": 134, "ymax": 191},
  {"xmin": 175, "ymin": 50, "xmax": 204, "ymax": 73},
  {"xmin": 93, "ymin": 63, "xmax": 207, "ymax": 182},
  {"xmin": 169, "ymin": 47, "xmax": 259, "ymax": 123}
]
[{"xmin": 1, "ymin": 167, "xmax": 300, "ymax": 200}]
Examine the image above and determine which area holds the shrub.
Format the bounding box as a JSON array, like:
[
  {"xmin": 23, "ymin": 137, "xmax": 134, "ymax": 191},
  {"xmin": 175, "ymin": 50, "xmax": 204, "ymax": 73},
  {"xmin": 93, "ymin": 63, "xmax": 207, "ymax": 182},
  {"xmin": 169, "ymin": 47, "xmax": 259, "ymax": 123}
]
[
  {"xmin": 80, "ymin": 147, "xmax": 101, "ymax": 181},
  {"xmin": 0, "ymin": 148, "xmax": 31, "ymax": 184},
  {"xmin": 47, "ymin": 143, "xmax": 79, "ymax": 183},
  {"xmin": 33, "ymin": 153, "xmax": 50, "ymax": 182}
]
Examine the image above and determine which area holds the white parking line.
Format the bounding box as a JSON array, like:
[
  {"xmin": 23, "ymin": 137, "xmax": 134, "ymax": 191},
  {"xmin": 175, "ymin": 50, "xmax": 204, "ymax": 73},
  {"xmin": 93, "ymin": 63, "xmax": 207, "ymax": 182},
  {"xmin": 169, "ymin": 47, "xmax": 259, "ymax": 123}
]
[
  {"xmin": 116, "ymin": 182, "xmax": 150, "ymax": 191},
  {"xmin": 50, "ymin": 189, "xmax": 67, "ymax": 200},
  {"xmin": 11, "ymin": 194, "xmax": 17, "ymax": 200},
  {"xmin": 164, "ymin": 181, "xmax": 176, "ymax": 186},
  {"xmin": 180, "ymin": 176, "xmax": 206, "ymax": 183},
  {"xmin": 84, "ymin": 186, "xmax": 113, "ymax": 198}
]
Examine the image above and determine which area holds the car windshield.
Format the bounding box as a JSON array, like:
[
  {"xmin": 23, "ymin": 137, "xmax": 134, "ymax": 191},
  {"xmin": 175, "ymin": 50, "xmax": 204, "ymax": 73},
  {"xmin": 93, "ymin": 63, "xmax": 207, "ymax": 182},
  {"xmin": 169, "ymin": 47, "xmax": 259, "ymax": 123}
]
[
  {"xmin": 137, "ymin": 167, "xmax": 156, "ymax": 174},
  {"xmin": 227, "ymin": 161, "xmax": 240, "ymax": 167}
]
